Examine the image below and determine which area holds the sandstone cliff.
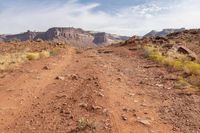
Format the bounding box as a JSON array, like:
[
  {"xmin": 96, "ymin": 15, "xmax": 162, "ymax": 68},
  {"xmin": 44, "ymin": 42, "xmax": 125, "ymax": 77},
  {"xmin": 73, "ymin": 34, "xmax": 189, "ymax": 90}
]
[{"xmin": 0, "ymin": 27, "xmax": 129, "ymax": 47}]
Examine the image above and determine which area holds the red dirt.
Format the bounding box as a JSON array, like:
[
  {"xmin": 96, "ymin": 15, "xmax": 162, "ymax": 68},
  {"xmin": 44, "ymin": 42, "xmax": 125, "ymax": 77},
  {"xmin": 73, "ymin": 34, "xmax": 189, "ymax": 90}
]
[{"xmin": 0, "ymin": 42, "xmax": 199, "ymax": 133}]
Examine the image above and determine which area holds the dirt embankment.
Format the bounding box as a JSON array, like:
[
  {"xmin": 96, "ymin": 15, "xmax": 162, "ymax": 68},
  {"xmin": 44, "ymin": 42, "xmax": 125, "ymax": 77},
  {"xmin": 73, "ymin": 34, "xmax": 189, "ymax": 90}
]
[{"xmin": 0, "ymin": 42, "xmax": 199, "ymax": 133}]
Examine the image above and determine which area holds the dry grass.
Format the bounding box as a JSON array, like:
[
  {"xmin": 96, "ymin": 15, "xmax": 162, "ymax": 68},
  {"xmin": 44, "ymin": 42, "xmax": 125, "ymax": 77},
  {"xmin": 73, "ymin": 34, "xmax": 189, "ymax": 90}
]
[
  {"xmin": 144, "ymin": 45, "xmax": 200, "ymax": 75},
  {"xmin": 77, "ymin": 117, "xmax": 97, "ymax": 130},
  {"xmin": 25, "ymin": 52, "xmax": 40, "ymax": 60},
  {"xmin": 0, "ymin": 49, "xmax": 58, "ymax": 71},
  {"xmin": 144, "ymin": 45, "xmax": 200, "ymax": 90},
  {"xmin": 0, "ymin": 53, "xmax": 25, "ymax": 70}
]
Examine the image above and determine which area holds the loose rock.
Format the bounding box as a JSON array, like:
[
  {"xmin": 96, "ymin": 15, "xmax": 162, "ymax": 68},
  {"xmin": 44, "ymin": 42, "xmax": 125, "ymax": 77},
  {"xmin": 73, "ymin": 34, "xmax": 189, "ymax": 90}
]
[{"xmin": 55, "ymin": 76, "xmax": 65, "ymax": 80}]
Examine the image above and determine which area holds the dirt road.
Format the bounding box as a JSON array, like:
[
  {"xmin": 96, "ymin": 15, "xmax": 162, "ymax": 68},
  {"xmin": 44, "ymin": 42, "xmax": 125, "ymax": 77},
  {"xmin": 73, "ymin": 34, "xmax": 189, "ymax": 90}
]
[{"xmin": 0, "ymin": 45, "xmax": 199, "ymax": 133}]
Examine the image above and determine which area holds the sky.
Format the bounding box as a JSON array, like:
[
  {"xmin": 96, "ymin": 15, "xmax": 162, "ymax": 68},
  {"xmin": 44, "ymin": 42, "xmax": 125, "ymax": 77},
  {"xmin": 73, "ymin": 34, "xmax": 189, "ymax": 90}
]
[{"xmin": 0, "ymin": 0, "xmax": 200, "ymax": 36}]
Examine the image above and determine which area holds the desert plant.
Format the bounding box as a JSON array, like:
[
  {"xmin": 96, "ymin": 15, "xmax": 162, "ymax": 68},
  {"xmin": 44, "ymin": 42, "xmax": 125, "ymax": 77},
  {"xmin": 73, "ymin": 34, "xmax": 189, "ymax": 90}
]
[
  {"xmin": 77, "ymin": 117, "xmax": 88, "ymax": 130},
  {"xmin": 77, "ymin": 117, "xmax": 97, "ymax": 130},
  {"xmin": 25, "ymin": 52, "xmax": 40, "ymax": 60},
  {"xmin": 144, "ymin": 45, "xmax": 200, "ymax": 90},
  {"xmin": 144, "ymin": 45, "xmax": 200, "ymax": 75},
  {"xmin": 0, "ymin": 49, "xmax": 57, "ymax": 70},
  {"xmin": 40, "ymin": 50, "xmax": 50, "ymax": 58},
  {"xmin": 143, "ymin": 45, "xmax": 161, "ymax": 58},
  {"xmin": 49, "ymin": 49, "xmax": 59, "ymax": 56}
]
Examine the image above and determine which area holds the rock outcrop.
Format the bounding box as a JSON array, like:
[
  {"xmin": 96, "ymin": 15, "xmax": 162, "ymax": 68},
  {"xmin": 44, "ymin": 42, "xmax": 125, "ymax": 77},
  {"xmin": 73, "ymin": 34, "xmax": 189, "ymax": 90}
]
[{"xmin": 8, "ymin": 31, "xmax": 39, "ymax": 41}]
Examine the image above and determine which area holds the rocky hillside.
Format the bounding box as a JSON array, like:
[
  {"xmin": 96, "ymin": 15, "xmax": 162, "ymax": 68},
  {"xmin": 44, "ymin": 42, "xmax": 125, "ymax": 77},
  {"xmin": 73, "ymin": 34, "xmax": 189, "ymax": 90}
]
[
  {"xmin": 0, "ymin": 27, "xmax": 129, "ymax": 47},
  {"xmin": 167, "ymin": 29, "xmax": 200, "ymax": 56},
  {"xmin": 144, "ymin": 28, "xmax": 185, "ymax": 37},
  {"xmin": 123, "ymin": 29, "xmax": 200, "ymax": 57}
]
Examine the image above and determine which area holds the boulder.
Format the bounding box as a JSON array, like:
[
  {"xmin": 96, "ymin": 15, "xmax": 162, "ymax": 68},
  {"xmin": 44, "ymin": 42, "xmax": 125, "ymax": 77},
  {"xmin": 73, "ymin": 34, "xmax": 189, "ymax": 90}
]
[
  {"xmin": 172, "ymin": 45, "xmax": 198, "ymax": 61},
  {"xmin": 176, "ymin": 46, "xmax": 198, "ymax": 61}
]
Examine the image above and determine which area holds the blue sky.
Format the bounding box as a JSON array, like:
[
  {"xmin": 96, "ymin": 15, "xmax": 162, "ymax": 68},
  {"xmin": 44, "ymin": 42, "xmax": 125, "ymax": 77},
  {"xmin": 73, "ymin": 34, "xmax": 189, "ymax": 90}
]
[{"xmin": 0, "ymin": 0, "xmax": 200, "ymax": 35}]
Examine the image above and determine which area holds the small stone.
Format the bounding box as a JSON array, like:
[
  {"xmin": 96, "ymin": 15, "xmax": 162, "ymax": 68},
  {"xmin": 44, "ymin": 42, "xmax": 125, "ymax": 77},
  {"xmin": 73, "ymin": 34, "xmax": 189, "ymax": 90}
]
[
  {"xmin": 144, "ymin": 112, "xmax": 148, "ymax": 115},
  {"xmin": 55, "ymin": 76, "xmax": 65, "ymax": 80},
  {"xmin": 141, "ymin": 103, "xmax": 148, "ymax": 107},
  {"xmin": 139, "ymin": 81, "xmax": 144, "ymax": 84},
  {"xmin": 79, "ymin": 103, "xmax": 88, "ymax": 108},
  {"xmin": 172, "ymin": 127, "xmax": 178, "ymax": 131},
  {"xmin": 137, "ymin": 117, "xmax": 151, "ymax": 126},
  {"xmin": 71, "ymin": 74, "xmax": 79, "ymax": 80},
  {"xmin": 122, "ymin": 107, "xmax": 128, "ymax": 112},
  {"xmin": 121, "ymin": 114, "xmax": 128, "ymax": 121},
  {"xmin": 128, "ymin": 93, "xmax": 135, "ymax": 97},
  {"xmin": 97, "ymin": 92, "xmax": 104, "ymax": 97},
  {"xmin": 36, "ymin": 76, "xmax": 41, "ymax": 80},
  {"xmin": 43, "ymin": 66, "xmax": 50, "ymax": 70},
  {"xmin": 56, "ymin": 95, "xmax": 66, "ymax": 98},
  {"xmin": 117, "ymin": 78, "xmax": 121, "ymax": 81},
  {"xmin": 103, "ymin": 109, "xmax": 109, "ymax": 116},
  {"xmin": 155, "ymin": 84, "xmax": 163, "ymax": 87},
  {"xmin": 133, "ymin": 113, "xmax": 137, "ymax": 117},
  {"xmin": 167, "ymin": 87, "xmax": 171, "ymax": 90},
  {"xmin": 92, "ymin": 105, "xmax": 102, "ymax": 110}
]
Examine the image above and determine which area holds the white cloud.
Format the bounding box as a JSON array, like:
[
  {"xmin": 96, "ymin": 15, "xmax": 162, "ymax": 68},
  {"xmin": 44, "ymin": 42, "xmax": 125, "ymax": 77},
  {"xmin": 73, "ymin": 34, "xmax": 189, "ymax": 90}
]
[{"xmin": 0, "ymin": 0, "xmax": 200, "ymax": 36}]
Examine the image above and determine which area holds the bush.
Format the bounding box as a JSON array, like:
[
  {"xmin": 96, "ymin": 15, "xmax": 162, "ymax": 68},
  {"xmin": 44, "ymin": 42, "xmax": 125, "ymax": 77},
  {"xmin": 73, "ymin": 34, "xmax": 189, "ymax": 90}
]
[
  {"xmin": 144, "ymin": 46, "xmax": 200, "ymax": 75},
  {"xmin": 144, "ymin": 46, "xmax": 160, "ymax": 58},
  {"xmin": 183, "ymin": 61, "xmax": 200, "ymax": 75},
  {"xmin": 0, "ymin": 49, "xmax": 59, "ymax": 71},
  {"xmin": 49, "ymin": 49, "xmax": 59, "ymax": 56},
  {"xmin": 40, "ymin": 50, "xmax": 50, "ymax": 58},
  {"xmin": 25, "ymin": 52, "xmax": 40, "ymax": 60},
  {"xmin": 77, "ymin": 117, "xmax": 97, "ymax": 130}
]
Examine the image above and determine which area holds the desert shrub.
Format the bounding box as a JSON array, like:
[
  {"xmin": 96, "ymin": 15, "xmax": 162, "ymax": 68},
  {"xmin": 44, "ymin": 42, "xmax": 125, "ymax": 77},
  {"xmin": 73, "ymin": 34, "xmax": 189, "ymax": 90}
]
[
  {"xmin": 77, "ymin": 117, "xmax": 97, "ymax": 130},
  {"xmin": 49, "ymin": 49, "xmax": 59, "ymax": 56},
  {"xmin": 0, "ymin": 53, "xmax": 25, "ymax": 70},
  {"xmin": 25, "ymin": 52, "xmax": 40, "ymax": 60},
  {"xmin": 25, "ymin": 50, "xmax": 53, "ymax": 60},
  {"xmin": 40, "ymin": 50, "xmax": 50, "ymax": 58},
  {"xmin": 144, "ymin": 45, "xmax": 200, "ymax": 75},
  {"xmin": 77, "ymin": 117, "xmax": 88, "ymax": 130},
  {"xmin": 0, "ymin": 49, "xmax": 59, "ymax": 71},
  {"xmin": 183, "ymin": 61, "xmax": 200, "ymax": 75},
  {"xmin": 144, "ymin": 45, "xmax": 160, "ymax": 58},
  {"xmin": 144, "ymin": 45, "xmax": 200, "ymax": 89},
  {"xmin": 176, "ymin": 76, "xmax": 191, "ymax": 88}
]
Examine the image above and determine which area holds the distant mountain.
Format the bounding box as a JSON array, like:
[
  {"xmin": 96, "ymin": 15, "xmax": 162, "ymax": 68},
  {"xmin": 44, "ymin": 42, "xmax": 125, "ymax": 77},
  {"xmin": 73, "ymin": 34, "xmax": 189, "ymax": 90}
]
[
  {"xmin": 0, "ymin": 34, "xmax": 6, "ymax": 42},
  {"xmin": 144, "ymin": 28, "xmax": 186, "ymax": 37},
  {"xmin": 0, "ymin": 27, "xmax": 129, "ymax": 47}
]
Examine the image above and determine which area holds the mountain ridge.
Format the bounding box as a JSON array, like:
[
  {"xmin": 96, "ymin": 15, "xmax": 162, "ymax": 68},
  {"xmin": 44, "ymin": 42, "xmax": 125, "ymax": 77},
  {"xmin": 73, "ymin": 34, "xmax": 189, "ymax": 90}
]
[
  {"xmin": 144, "ymin": 28, "xmax": 186, "ymax": 37},
  {"xmin": 0, "ymin": 27, "xmax": 129, "ymax": 47}
]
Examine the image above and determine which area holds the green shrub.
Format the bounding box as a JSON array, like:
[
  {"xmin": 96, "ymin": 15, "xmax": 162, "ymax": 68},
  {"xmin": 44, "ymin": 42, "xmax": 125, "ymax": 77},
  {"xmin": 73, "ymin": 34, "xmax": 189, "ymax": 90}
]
[{"xmin": 49, "ymin": 49, "xmax": 59, "ymax": 56}]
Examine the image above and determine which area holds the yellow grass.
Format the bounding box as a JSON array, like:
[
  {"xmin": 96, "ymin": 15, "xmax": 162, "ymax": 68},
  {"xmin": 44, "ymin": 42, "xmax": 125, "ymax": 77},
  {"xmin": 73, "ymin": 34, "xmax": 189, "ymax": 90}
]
[
  {"xmin": 25, "ymin": 52, "xmax": 40, "ymax": 60},
  {"xmin": 0, "ymin": 50, "xmax": 57, "ymax": 70},
  {"xmin": 144, "ymin": 45, "xmax": 200, "ymax": 75}
]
